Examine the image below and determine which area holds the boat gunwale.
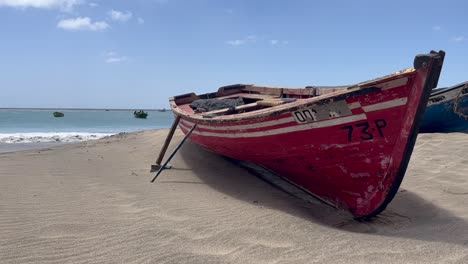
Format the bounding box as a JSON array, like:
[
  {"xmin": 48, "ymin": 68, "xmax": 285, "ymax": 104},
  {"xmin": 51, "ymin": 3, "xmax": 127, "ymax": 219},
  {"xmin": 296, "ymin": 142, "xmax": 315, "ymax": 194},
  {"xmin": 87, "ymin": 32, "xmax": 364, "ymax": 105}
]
[
  {"xmin": 430, "ymin": 81, "xmax": 468, "ymax": 96},
  {"xmin": 170, "ymin": 70, "xmax": 417, "ymax": 124}
]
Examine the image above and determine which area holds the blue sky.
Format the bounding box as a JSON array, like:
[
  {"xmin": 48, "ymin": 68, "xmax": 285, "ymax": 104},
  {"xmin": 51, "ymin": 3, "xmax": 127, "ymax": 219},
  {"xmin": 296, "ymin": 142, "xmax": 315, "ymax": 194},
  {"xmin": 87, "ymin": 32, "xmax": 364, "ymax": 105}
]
[{"xmin": 0, "ymin": 0, "xmax": 467, "ymax": 109}]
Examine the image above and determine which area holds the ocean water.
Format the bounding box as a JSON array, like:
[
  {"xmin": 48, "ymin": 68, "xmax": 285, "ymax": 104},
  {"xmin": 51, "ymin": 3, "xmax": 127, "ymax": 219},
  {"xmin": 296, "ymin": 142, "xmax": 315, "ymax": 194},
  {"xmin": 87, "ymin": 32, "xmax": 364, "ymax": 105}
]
[{"xmin": 0, "ymin": 109, "xmax": 174, "ymax": 144}]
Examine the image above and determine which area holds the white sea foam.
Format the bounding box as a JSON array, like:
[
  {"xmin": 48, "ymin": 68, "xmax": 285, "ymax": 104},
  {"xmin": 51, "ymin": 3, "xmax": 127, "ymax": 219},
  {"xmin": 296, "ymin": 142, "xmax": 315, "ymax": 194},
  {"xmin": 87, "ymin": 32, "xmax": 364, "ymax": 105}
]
[{"xmin": 0, "ymin": 132, "xmax": 115, "ymax": 144}]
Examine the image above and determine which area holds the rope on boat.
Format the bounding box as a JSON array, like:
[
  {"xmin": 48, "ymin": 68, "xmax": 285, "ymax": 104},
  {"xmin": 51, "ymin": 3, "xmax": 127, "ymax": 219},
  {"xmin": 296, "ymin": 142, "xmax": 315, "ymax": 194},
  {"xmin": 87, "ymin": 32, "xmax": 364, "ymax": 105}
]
[{"xmin": 453, "ymin": 83, "xmax": 468, "ymax": 120}]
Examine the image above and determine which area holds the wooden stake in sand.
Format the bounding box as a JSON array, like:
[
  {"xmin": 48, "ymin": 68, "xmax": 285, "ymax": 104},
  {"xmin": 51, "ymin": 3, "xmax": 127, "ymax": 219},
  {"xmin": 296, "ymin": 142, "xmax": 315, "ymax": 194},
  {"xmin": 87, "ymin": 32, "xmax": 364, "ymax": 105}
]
[
  {"xmin": 151, "ymin": 123, "xmax": 197, "ymax": 182},
  {"xmin": 151, "ymin": 115, "xmax": 181, "ymax": 172}
]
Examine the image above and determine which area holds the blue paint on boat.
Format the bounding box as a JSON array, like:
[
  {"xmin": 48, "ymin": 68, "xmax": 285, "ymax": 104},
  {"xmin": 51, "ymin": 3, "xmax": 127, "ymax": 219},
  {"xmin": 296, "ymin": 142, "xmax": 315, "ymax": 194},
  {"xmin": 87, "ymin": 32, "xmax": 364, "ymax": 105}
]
[{"xmin": 420, "ymin": 82, "xmax": 468, "ymax": 133}]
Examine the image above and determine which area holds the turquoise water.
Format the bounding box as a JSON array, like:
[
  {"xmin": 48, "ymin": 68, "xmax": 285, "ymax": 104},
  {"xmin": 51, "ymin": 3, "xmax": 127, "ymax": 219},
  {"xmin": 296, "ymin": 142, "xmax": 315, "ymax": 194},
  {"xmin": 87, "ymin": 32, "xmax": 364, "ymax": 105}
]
[{"xmin": 0, "ymin": 109, "xmax": 174, "ymax": 143}]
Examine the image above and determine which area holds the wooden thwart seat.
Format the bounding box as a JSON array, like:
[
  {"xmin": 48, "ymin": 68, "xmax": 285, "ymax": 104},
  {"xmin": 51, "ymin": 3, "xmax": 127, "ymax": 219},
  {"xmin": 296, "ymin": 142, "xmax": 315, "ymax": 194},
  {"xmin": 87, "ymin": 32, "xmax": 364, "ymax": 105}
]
[
  {"xmin": 216, "ymin": 92, "xmax": 280, "ymax": 100},
  {"xmin": 201, "ymin": 102, "xmax": 259, "ymax": 116},
  {"xmin": 199, "ymin": 98, "xmax": 290, "ymax": 117},
  {"xmin": 257, "ymin": 98, "xmax": 285, "ymax": 106}
]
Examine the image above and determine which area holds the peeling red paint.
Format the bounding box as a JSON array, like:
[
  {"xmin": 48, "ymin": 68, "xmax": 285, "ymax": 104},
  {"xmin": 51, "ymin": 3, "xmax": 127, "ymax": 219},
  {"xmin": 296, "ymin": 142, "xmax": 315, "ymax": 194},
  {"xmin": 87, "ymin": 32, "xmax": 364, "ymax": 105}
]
[{"xmin": 169, "ymin": 51, "xmax": 445, "ymax": 219}]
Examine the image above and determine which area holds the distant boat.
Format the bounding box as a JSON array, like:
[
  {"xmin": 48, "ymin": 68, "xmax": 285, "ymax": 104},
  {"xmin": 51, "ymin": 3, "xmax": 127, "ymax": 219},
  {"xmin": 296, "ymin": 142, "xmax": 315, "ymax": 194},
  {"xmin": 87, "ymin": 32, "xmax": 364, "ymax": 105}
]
[
  {"xmin": 53, "ymin": 111, "xmax": 64, "ymax": 117},
  {"xmin": 420, "ymin": 81, "xmax": 468, "ymax": 133},
  {"xmin": 134, "ymin": 110, "xmax": 148, "ymax": 119},
  {"xmin": 157, "ymin": 108, "xmax": 167, "ymax": 112},
  {"xmin": 168, "ymin": 50, "xmax": 445, "ymax": 219}
]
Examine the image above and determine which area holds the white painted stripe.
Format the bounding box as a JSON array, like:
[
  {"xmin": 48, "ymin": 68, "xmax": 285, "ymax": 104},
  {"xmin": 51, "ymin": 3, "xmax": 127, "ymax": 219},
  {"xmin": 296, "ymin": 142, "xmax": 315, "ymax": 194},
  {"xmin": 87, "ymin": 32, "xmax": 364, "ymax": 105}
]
[
  {"xmin": 182, "ymin": 116, "xmax": 296, "ymax": 131},
  {"xmin": 183, "ymin": 97, "xmax": 407, "ymax": 133},
  {"xmin": 183, "ymin": 101, "xmax": 361, "ymax": 131},
  {"xmin": 180, "ymin": 114, "xmax": 368, "ymax": 138},
  {"xmin": 362, "ymin": 97, "xmax": 408, "ymax": 112},
  {"xmin": 348, "ymin": 102, "xmax": 361, "ymax": 109},
  {"xmin": 380, "ymin": 77, "xmax": 409, "ymax": 90}
]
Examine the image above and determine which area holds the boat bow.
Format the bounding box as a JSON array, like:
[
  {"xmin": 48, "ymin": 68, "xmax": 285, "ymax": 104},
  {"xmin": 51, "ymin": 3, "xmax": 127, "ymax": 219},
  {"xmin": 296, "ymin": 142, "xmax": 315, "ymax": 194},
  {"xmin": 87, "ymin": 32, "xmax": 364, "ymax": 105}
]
[{"xmin": 168, "ymin": 50, "xmax": 445, "ymax": 219}]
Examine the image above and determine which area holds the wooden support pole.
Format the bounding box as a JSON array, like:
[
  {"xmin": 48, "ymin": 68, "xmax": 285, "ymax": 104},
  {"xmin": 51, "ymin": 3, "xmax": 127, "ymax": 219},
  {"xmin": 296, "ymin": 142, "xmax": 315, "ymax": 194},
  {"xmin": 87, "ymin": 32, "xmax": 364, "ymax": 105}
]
[
  {"xmin": 151, "ymin": 124, "xmax": 197, "ymax": 182},
  {"xmin": 151, "ymin": 115, "xmax": 181, "ymax": 172}
]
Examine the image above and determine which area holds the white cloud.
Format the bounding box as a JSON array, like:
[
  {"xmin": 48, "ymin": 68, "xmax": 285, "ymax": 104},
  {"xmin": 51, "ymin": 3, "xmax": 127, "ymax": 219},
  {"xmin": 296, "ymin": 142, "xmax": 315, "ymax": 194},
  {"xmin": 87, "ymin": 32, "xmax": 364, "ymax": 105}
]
[
  {"xmin": 108, "ymin": 9, "xmax": 132, "ymax": 22},
  {"xmin": 432, "ymin": 26, "xmax": 441, "ymax": 31},
  {"xmin": 137, "ymin": 17, "xmax": 144, "ymax": 24},
  {"xmin": 105, "ymin": 51, "xmax": 127, "ymax": 63},
  {"xmin": 270, "ymin": 39, "xmax": 279, "ymax": 45},
  {"xmin": 226, "ymin": 35, "xmax": 257, "ymax": 46},
  {"xmin": 57, "ymin": 17, "xmax": 109, "ymax": 31},
  {"xmin": 0, "ymin": 0, "xmax": 81, "ymax": 11},
  {"xmin": 226, "ymin": 39, "xmax": 245, "ymax": 46},
  {"xmin": 88, "ymin": 2, "xmax": 97, "ymax": 7},
  {"xmin": 451, "ymin": 36, "xmax": 464, "ymax": 42}
]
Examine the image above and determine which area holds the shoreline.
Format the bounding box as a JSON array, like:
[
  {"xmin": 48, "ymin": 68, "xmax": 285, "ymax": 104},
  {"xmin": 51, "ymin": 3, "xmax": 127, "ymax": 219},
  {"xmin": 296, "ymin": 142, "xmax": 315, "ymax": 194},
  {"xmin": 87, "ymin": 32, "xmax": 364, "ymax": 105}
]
[
  {"xmin": 0, "ymin": 132, "xmax": 116, "ymax": 145},
  {"xmin": 0, "ymin": 130, "xmax": 157, "ymax": 153}
]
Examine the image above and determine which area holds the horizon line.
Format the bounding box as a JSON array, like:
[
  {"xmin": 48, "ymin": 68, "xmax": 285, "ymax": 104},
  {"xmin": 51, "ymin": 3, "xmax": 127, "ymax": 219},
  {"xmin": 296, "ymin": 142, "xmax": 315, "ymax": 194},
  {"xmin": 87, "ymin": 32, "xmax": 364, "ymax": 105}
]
[{"xmin": 0, "ymin": 107, "xmax": 171, "ymax": 111}]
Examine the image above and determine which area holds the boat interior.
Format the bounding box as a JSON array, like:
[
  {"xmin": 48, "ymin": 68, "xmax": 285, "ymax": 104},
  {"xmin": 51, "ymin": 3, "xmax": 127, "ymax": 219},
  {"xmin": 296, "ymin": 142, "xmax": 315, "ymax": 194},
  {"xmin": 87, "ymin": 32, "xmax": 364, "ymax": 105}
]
[
  {"xmin": 171, "ymin": 84, "xmax": 349, "ymax": 118},
  {"xmin": 170, "ymin": 68, "xmax": 419, "ymax": 118}
]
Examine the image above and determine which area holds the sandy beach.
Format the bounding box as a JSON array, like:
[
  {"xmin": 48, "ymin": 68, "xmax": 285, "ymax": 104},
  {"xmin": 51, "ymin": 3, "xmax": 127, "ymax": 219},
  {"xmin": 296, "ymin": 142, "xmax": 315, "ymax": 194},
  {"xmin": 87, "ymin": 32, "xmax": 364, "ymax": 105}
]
[{"xmin": 0, "ymin": 129, "xmax": 467, "ymax": 264}]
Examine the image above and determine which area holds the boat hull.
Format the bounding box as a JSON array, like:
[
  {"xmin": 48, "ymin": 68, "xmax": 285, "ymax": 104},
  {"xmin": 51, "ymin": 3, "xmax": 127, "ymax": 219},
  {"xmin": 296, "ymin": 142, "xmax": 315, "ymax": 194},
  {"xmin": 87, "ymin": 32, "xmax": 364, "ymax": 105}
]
[
  {"xmin": 171, "ymin": 51, "xmax": 445, "ymax": 219},
  {"xmin": 53, "ymin": 112, "xmax": 64, "ymax": 117},
  {"xmin": 134, "ymin": 113, "xmax": 148, "ymax": 119},
  {"xmin": 421, "ymin": 83, "xmax": 468, "ymax": 133}
]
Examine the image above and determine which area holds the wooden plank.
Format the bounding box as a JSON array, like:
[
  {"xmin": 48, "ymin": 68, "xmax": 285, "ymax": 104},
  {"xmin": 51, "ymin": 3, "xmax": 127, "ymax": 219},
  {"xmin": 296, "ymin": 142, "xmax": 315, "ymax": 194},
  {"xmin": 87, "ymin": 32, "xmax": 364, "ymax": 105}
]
[
  {"xmin": 282, "ymin": 88, "xmax": 315, "ymax": 97},
  {"xmin": 200, "ymin": 102, "xmax": 259, "ymax": 116},
  {"xmin": 151, "ymin": 116, "xmax": 181, "ymax": 172},
  {"xmin": 240, "ymin": 85, "xmax": 284, "ymax": 96},
  {"xmin": 216, "ymin": 93, "xmax": 279, "ymax": 100},
  {"xmin": 151, "ymin": 124, "xmax": 198, "ymax": 182}
]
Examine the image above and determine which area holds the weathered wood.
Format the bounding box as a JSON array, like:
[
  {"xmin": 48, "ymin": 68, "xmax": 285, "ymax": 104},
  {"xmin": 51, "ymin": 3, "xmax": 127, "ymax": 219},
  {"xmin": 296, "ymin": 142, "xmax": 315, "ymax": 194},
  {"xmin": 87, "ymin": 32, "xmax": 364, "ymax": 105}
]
[
  {"xmin": 171, "ymin": 93, "xmax": 199, "ymax": 105},
  {"xmin": 199, "ymin": 102, "xmax": 259, "ymax": 116},
  {"xmin": 216, "ymin": 93, "xmax": 279, "ymax": 100},
  {"xmin": 151, "ymin": 124, "xmax": 197, "ymax": 182},
  {"xmin": 151, "ymin": 115, "xmax": 181, "ymax": 172},
  {"xmin": 240, "ymin": 85, "xmax": 285, "ymax": 96},
  {"xmin": 257, "ymin": 99, "xmax": 284, "ymax": 107}
]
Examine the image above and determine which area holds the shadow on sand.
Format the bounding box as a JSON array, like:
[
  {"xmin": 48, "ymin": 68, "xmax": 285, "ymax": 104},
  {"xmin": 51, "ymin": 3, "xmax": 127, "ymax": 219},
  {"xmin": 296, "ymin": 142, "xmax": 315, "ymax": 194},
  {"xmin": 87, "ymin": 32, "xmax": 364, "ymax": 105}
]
[{"xmin": 172, "ymin": 141, "xmax": 468, "ymax": 247}]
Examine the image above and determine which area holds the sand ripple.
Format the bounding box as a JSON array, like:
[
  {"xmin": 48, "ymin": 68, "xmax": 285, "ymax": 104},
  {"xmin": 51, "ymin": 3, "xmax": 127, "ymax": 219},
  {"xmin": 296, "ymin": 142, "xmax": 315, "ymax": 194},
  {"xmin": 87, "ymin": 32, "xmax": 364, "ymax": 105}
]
[{"xmin": 0, "ymin": 130, "xmax": 467, "ymax": 263}]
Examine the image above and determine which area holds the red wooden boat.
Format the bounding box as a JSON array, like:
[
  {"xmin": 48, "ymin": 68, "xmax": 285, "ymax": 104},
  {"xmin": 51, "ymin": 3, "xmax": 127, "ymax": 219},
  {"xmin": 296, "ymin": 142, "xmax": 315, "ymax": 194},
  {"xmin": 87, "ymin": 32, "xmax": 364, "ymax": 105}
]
[{"xmin": 169, "ymin": 51, "xmax": 445, "ymax": 219}]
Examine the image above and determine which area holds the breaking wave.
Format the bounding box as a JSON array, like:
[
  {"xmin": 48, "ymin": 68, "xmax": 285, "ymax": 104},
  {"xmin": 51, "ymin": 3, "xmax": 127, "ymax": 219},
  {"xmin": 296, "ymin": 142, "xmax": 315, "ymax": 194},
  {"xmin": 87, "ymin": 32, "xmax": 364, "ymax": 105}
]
[{"xmin": 0, "ymin": 132, "xmax": 116, "ymax": 144}]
